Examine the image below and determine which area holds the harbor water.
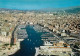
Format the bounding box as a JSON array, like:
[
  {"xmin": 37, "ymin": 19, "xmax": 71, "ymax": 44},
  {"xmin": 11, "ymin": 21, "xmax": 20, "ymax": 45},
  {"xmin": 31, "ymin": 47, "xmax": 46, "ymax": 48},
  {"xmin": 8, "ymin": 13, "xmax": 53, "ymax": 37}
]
[{"xmin": 10, "ymin": 25, "xmax": 43, "ymax": 56}]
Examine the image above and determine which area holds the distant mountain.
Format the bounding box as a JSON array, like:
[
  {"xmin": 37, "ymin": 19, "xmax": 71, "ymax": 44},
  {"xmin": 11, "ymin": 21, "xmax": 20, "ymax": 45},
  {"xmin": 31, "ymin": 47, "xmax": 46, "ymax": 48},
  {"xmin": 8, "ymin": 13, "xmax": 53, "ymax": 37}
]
[
  {"xmin": 38, "ymin": 8, "xmax": 65, "ymax": 12},
  {"xmin": 38, "ymin": 6, "xmax": 80, "ymax": 13},
  {"xmin": 65, "ymin": 7, "xmax": 80, "ymax": 13},
  {"xmin": 0, "ymin": 8, "xmax": 28, "ymax": 14},
  {"xmin": 0, "ymin": 6, "xmax": 80, "ymax": 13}
]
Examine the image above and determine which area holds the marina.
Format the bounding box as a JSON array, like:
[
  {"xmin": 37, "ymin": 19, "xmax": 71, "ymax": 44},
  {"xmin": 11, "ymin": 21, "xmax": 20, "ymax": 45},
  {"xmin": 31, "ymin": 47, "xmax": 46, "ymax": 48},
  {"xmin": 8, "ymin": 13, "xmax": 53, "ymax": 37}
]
[
  {"xmin": 10, "ymin": 24, "xmax": 80, "ymax": 56},
  {"xmin": 11, "ymin": 25, "xmax": 43, "ymax": 56}
]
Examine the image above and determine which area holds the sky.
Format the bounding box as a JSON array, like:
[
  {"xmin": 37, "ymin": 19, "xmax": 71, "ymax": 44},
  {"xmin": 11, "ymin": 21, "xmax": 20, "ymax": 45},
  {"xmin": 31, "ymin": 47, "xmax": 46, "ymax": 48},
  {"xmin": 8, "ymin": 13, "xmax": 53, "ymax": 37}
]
[{"xmin": 0, "ymin": 0, "xmax": 80, "ymax": 10}]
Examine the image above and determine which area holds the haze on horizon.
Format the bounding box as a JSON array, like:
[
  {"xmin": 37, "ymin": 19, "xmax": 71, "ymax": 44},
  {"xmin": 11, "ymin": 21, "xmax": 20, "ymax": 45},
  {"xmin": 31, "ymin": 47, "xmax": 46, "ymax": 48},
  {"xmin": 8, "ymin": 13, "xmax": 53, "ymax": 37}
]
[{"xmin": 0, "ymin": 0, "xmax": 80, "ymax": 10}]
